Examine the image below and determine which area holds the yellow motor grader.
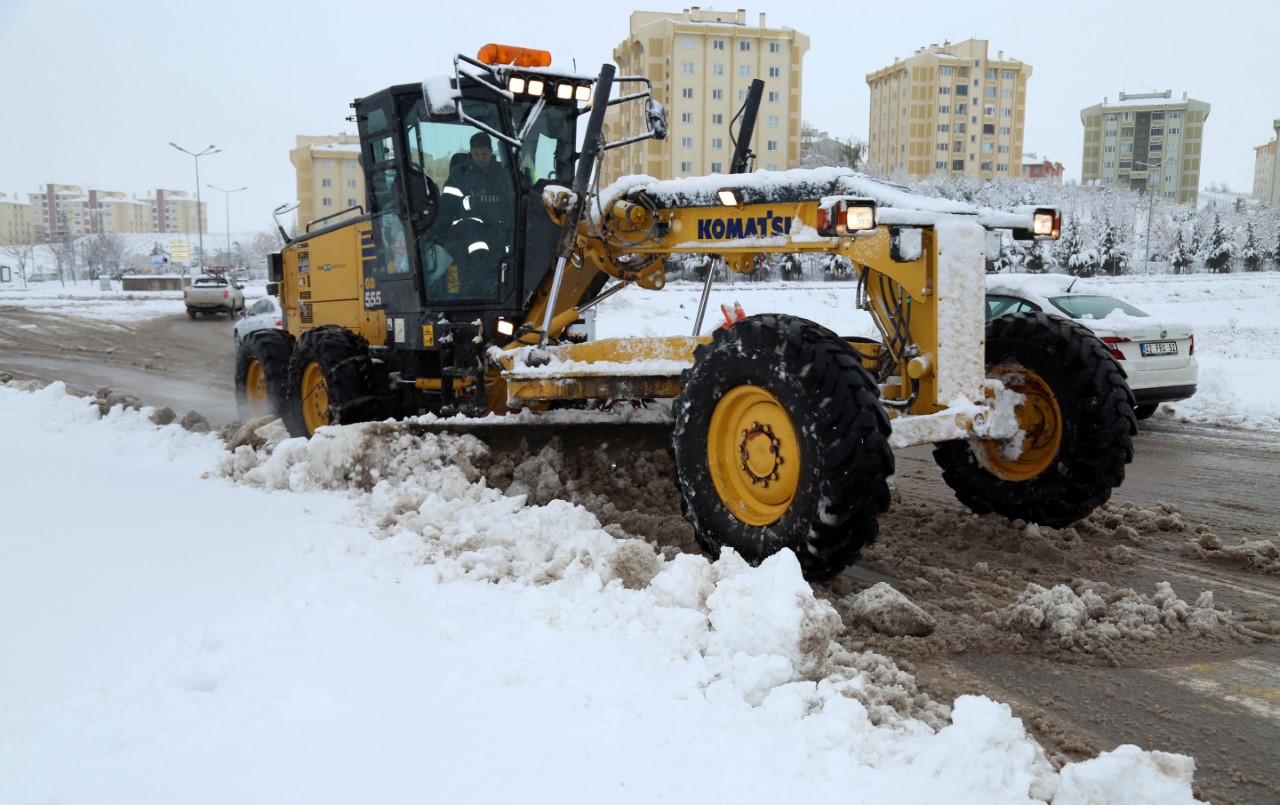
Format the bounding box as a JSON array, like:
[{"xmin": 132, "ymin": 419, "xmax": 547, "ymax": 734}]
[{"xmin": 235, "ymin": 44, "xmax": 1136, "ymax": 580}]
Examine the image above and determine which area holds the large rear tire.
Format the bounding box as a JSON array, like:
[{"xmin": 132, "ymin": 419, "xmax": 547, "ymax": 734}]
[
  {"xmin": 932, "ymin": 312, "xmax": 1136, "ymax": 527},
  {"xmin": 672, "ymin": 314, "xmax": 894, "ymax": 581},
  {"xmin": 234, "ymin": 330, "xmax": 293, "ymax": 421},
  {"xmin": 283, "ymin": 326, "xmax": 383, "ymax": 438}
]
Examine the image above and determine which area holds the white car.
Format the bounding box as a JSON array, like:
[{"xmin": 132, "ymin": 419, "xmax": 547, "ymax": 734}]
[
  {"xmin": 984, "ymin": 273, "xmax": 1197, "ymax": 420},
  {"xmin": 233, "ymin": 296, "xmax": 284, "ymax": 349}
]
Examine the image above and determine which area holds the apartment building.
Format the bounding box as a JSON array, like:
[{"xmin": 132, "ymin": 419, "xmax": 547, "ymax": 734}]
[
  {"xmin": 601, "ymin": 7, "xmax": 810, "ymax": 183},
  {"xmin": 1253, "ymin": 138, "xmax": 1276, "ymax": 203},
  {"xmin": 1021, "ymin": 153, "xmax": 1064, "ymax": 181},
  {"xmin": 1080, "ymin": 90, "xmax": 1210, "ymax": 206},
  {"xmin": 1, "ymin": 184, "xmax": 206, "ymax": 242},
  {"xmin": 865, "ymin": 38, "xmax": 1032, "ymax": 180},
  {"xmin": 289, "ymin": 134, "xmax": 364, "ymax": 229},
  {"xmin": 0, "ymin": 193, "xmax": 37, "ymax": 243}
]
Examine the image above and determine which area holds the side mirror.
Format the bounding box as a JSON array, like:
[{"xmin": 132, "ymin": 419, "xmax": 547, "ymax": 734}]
[{"xmin": 266, "ymin": 282, "xmax": 279, "ymax": 297}]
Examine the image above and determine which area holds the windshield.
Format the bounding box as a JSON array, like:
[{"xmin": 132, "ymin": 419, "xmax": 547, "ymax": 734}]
[
  {"xmin": 512, "ymin": 101, "xmax": 576, "ymax": 186},
  {"xmin": 1049, "ymin": 294, "xmax": 1148, "ymax": 320}
]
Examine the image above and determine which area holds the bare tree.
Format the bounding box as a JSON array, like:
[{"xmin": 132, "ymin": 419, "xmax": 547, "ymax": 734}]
[{"xmin": 0, "ymin": 236, "xmax": 37, "ymax": 287}]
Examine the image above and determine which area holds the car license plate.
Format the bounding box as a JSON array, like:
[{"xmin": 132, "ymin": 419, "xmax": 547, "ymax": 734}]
[{"xmin": 1141, "ymin": 341, "xmax": 1178, "ymax": 356}]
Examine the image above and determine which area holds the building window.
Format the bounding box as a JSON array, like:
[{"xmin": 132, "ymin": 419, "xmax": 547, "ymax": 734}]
[
  {"xmin": 712, "ymin": 113, "xmax": 724, "ymax": 125},
  {"xmin": 953, "ymin": 141, "xmax": 964, "ymax": 152},
  {"xmin": 712, "ymin": 89, "xmax": 723, "ymax": 100},
  {"xmin": 322, "ymin": 197, "xmax": 333, "ymax": 206},
  {"xmin": 1002, "ymin": 88, "xmax": 1013, "ymax": 98},
  {"xmin": 347, "ymin": 179, "xmax": 357, "ymax": 188},
  {"xmin": 982, "ymin": 141, "xmax": 994, "ymax": 154},
  {"xmin": 1119, "ymin": 159, "xmax": 1132, "ymax": 169},
  {"xmin": 682, "ymin": 62, "xmax": 694, "ymax": 74},
  {"xmin": 347, "ymin": 198, "xmax": 357, "ymax": 206},
  {"xmin": 937, "ymin": 161, "xmax": 947, "ymax": 169},
  {"xmin": 1151, "ymin": 126, "xmax": 1164, "ymax": 136},
  {"xmin": 680, "ymin": 161, "xmax": 693, "ymax": 172},
  {"xmin": 985, "ymin": 86, "xmax": 996, "ymax": 98},
  {"xmin": 938, "ymin": 123, "xmax": 950, "ymax": 132},
  {"xmin": 681, "ymin": 112, "xmax": 693, "ymax": 123},
  {"xmin": 711, "ymin": 137, "xmax": 724, "ymax": 149},
  {"xmin": 1001, "ymin": 107, "xmax": 1012, "ymax": 117},
  {"xmin": 767, "ymin": 115, "xmax": 779, "ymax": 127},
  {"xmin": 940, "ymin": 66, "xmax": 953, "ymax": 76},
  {"xmin": 1104, "ymin": 161, "xmax": 1114, "ymax": 169},
  {"xmin": 986, "ymin": 67, "xmax": 997, "ymax": 79},
  {"xmin": 740, "ymin": 40, "xmax": 751, "ymax": 51},
  {"xmin": 683, "ymin": 36, "xmax": 694, "ymax": 49},
  {"xmin": 769, "ymin": 42, "xmax": 781, "ymax": 53},
  {"xmin": 739, "ymin": 90, "xmax": 748, "ymax": 101},
  {"xmin": 767, "ymin": 140, "xmax": 779, "ymax": 151},
  {"xmin": 983, "ymin": 123, "xmax": 994, "ymax": 134},
  {"xmin": 939, "ymin": 86, "xmax": 951, "ymax": 95},
  {"xmin": 713, "ymin": 39, "xmax": 725, "ymax": 50},
  {"xmin": 981, "ymin": 160, "xmax": 993, "ymax": 171},
  {"xmin": 321, "ymin": 160, "xmax": 332, "ymax": 168},
  {"xmin": 1169, "ymin": 126, "xmax": 1180, "ymax": 135},
  {"xmin": 1105, "ymin": 129, "xmax": 1116, "ymax": 137},
  {"xmin": 952, "ymin": 159, "xmax": 965, "ymax": 170},
  {"xmin": 955, "ymin": 122, "xmax": 966, "ymax": 133},
  {"xmin": 1002, "ymin": 69, "xmax": 1014, "ymax": 80},
  {"xmin": 768, "ymin": 91, "xmax": 780, "ymax": 102},
  {"xmin": 998, "ymin": 144, "xmax": 1009, "ymax": 153},
  {"xmin": 712, "ymin": 63, "xmax": 724, "ymax": 75},
  {"xmin": 1121, "ymin": 142, "xmax": 1132, "ymax": 153},
  {"xmin": 938, "ymin": 104, "xmax": 950, "ymax": 114},
  {"xmin": 937, "ymin": 143, "xmax": 948, "ymax": 151},
  {"xmin": 955, "ymin": 84, "xmax": 968, "ymax": 96},
  {"xmin": 1105, "ymin": 144, "xmax": 1115, "ymax": 153},
  {"xmin": 997, "ymin": 163, "xmax": 1008, "ymax": 172},
  {"xmin": 1152, "ymin": 111, "xmax": 1165, "ymax": 120},
  {"xmin": 680, "ymin": 136, "xmax": 693, "ymax": 148},
  {"xmin": 1149, "ymin": 143, "xmax": 1163, "ymax": 152},
  {"xmin": 1000, "ymin": 126, "xmax": 1011, "ymax": 135},
  {"xmin": 321, "ymin": 178, "xmax": 332, "ymax": 187},
  {"xmin": 955, "ymin": 103, "xmax": 967, "ymax": 115},
  {"xmin": 768, "ymin": 66, "xmax": 780, "ymax": 77},
  {"xmin": 740, "ymin": 65, "xmax": 751, "ymax": 76},
  {"xmin": 1123, "ymin": 111, "xmax": 1133, "ymax": 121},
  {"xmin": 682, "ymin": 87, "xmax": 693, "ymax": 98},
  {"xmin": 984, "ymin": 105, "xmax": 995, "ymax": 117},
  {"xmin": 711, "ymin": 162, "xmax": 723, "ymax": 172}
]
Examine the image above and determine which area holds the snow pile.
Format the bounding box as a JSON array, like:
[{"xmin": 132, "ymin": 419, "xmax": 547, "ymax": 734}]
[
  {"xmin": 1, "ymin": 377, "xmax": 1210, "ymax": 803},
  {"xmin": 1000, "ymin": 581, "xmax": 1230, "ymax": 652},
  {"xmin": 1182, "ymin": 531, "xmax": 1280, "ymax": 574}
]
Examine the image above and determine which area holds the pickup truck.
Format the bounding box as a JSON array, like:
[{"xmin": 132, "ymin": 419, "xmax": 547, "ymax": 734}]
[{"xmin": 184, "ymin": 275, "xmax": 245, "ymax": 318}]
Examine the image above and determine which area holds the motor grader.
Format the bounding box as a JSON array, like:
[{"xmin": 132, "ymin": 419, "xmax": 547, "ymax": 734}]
[{"xmin": 235, "ymin": 44, "xmax": 1136, "ymax": 580}]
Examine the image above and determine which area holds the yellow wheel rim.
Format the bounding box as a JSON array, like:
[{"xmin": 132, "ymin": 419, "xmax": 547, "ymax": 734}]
[
  {"xmin": 706, "ymin": 385, "xmax": 801, "ymax": 526},
  {"xmin": 299, "ymin": 361, "xmax": 330, "ymax": 434},
  {"xmin": 244, "ymin": 359, "xmax": 270, "ymax": 417},
  {"xmin": 982, "ymin": 364, "xmax": 1063, "ymax": 481}
]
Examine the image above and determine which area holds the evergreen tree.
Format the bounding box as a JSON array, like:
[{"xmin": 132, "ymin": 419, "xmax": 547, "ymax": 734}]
[
  {"xmin": 1169, "ymin": 229, "xmax": 1193, "ymax": 274},
  {"xmin": 1241, "ymin": 219, "xmax": 1262, "ymax": 272},
  {"xmin": 1097, "ymin": 218, "xmax": 1128, "ymax": 276},
  {"xmin": 1206, "ymin": 213, "xmax": 1233, "ymax": 274}
]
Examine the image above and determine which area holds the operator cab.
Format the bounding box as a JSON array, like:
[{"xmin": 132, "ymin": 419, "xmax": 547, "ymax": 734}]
[{"xmin": 352, "ymin": 46, "xmax": 581, "ymax": 330}]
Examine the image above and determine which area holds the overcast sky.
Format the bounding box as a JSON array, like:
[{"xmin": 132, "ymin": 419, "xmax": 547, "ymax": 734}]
[{"xmin": 2, "ymin": 0, "xmax": 1275, "ymax": 236}]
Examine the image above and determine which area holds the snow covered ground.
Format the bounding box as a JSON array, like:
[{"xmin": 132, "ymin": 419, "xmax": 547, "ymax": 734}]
[{"xmin": 2, "ymin": 271, "xmax": 1277, "ymax": 803}]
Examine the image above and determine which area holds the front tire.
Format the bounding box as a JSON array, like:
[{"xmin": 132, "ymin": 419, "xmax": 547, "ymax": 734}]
[
  {"xmin": 282, "ymin": 326, "xmax": 382, "ymax": 437},
  {"xmin": 672, "ymin": 314, "xmax": 894, "ymax": 581},
  {"xmin": 932, "ymin": 312, "xmax": 1136, "ymax": 527},
  {"xmin": 234, "ymin": 330, "xmax": 293, "ymax": 421}
]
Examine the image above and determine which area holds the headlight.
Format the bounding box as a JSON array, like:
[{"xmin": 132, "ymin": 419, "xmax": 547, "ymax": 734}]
[
  {"xmin": 575, "ymin": 85, "xmax": 591, "ymax": 102},
  {"xmin": 527, "ymin": 78, "xmax": 545, "ymax": 96},
  {"xmin": 556, "ymin": 83, "xmax": 574, "ymax": 100},
  {"xmin": 508, "ymin": 76, "xmax": 527, "ymax": 94}
]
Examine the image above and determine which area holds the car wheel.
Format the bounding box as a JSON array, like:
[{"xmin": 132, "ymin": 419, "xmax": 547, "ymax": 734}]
[{"xmin": 1134, "ymin": 403, "xmax": 1159, "ymax": 420}]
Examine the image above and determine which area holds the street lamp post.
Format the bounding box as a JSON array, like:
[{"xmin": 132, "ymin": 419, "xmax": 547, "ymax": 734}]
[
  {"xmin": 207, "ymin": 184, "xmax": 247, "ymax": 270},
  {"xmin": 1137, "ymin": 157, "xmax": 1170, "ymax": 274},
  {"xmin": 169, "ymin": 142, "xmax": 220, "ymax": 272}
]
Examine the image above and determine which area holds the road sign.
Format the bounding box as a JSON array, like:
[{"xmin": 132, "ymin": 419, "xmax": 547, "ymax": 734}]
[{"xmin": 170, "ymin": 241, "xmax": 191, "ymax": 263}]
